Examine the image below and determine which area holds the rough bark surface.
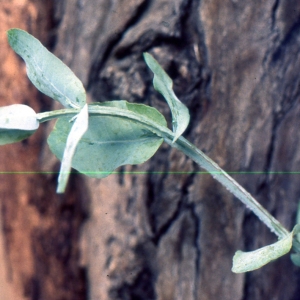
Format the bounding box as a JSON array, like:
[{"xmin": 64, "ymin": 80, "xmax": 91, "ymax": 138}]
[
  {"xmin": 1, "ymin": 0, "xmax": 300, "ymax": 300},
  {"xmin": 0, "ymin": 1, "xmax": 86, "ymax": 299}
]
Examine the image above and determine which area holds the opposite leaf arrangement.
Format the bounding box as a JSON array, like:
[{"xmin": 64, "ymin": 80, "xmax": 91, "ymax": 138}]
[{"xmin": 3, "ymin": 28, "xmax": 300, "ymax": 273}]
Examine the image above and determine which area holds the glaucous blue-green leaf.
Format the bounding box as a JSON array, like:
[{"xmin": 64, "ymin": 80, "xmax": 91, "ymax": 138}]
[
  {"xmin": 296, "ymin": 201, "xmax": 300, "ymax": 240},
  {"xmin": 290, "ymin": 205, "xmax": 300, "ymax": 266},
  {"xmin": 7, "ymin": 28, "xmax": 86, "ymax": 109},
  {"xmin": 48, "ymin": 101, "xmax": 166, "ymax": 178},
  {"xmin": 57, "ymin": 104, "xmax": 88, "ymax": 193},
  {"xmin": 291, "ymin": 253, "xmax": 300, "ymax": 267},
  {"xmin": 143, "ymin": 52, "xmax": 190, "ymax": 142},
  {"xmin": 232, "ymin": 234, "xmax": 293, "ymax": 273},
  {"xmin": 232, "ymin": 225, "xmax": 300, "ymax": 273},
  {"xmin": 0, "ymin": 104, "xmax": 39, "ymax": 145}
]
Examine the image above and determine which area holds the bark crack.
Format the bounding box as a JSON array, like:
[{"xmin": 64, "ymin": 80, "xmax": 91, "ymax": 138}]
[
  {"xmin": 149, "ymin": 170, "xmax": 197, "ymax": 246},
  {"xmin": 88, "ymin": 0, "xmax": 152, "ymax": 87},
  {"xmin": 189, "ymin": 202, "xmax": 201, "ymax": 300},
  {"xmin": 271, "ymin": 0, "xmax": 280, "ymax": 31},
  {"xmin": 150, "ymin": 194, "xmax": 184, "ymax": 246}
]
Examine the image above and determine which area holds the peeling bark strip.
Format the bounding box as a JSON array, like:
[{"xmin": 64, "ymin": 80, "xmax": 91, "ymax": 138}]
[{"xmin": 2, "ymin": 0, "xmax": 300, "ymax": 299}]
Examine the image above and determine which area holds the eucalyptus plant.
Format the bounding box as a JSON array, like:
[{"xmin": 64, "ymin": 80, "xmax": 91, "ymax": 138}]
[{"xmin": 3, "ymin": 28, "xmax": 300, "ymax": 273}]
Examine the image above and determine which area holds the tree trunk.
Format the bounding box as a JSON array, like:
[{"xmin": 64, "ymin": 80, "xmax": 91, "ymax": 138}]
[{"xmin": 1, "ymin": 0, "xmax": 300, "ymax": 299}]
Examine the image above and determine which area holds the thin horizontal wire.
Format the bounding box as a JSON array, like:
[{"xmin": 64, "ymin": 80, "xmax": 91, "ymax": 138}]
[{"xmin": 0, "ymin": 171, "xmax": 299, "ymax": 175}]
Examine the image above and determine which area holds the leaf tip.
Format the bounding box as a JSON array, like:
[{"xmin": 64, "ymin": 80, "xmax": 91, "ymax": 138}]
[
  {"xmin": 143, "ymin": 52, "xmax": 158, "ymax": 73},
  {"xmin": 231, "ymin": 250, "xmax": 243, "ymax": 273},
  {"xmin": 56, "ymin": 185, "xmax": 65, "ymax": 194},
  {"xmin": 143, "ymin": 53, "xmax": 153, "ymax": 70},
  {"xmin": 7, "ymin": 29, "xmax": 16, "ymax": 46},
  {"xmin": 7, "ymin": 28, "xmax": 17, "ymax": 36},
  {"xmin": 143, "ymin": 52, "xmax": 151, "ymax": 61},
  {"xmin": 7, "ymin": 28, "xmax": 23, "ymax": 42}
]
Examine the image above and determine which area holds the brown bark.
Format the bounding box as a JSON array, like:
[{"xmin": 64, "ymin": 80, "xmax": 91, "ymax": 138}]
[
  {"xmin": 1, "ymin": 0, "xmax": 300, "ymax": 299},
  {"xmin": 0, "ymin": 1, "xmax": 86, "ymax": 299}
]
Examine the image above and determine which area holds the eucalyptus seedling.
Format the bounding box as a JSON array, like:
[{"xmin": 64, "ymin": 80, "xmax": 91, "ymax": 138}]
[{"xmin": 3, "ymin": 28, "xmax": 300, "ymax": 273}]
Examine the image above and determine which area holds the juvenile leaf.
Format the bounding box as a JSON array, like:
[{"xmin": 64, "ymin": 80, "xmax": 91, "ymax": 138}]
[
  {"xmin": 7, "ymin": 28, "xmax": 86, "ymax": 109},
  {"xmin": 48, "ymin": 101, "xmax": 166, "ymax": 178},
  {"xmin": 143, "ymin": 52, "xmax": 190, "ymax": 142},
  {"xmin": 232, "ymin": 225, "xmax": 300, "ymax": 273},
  {"xmin": 0, "ymin": 104, "xmax": 39, "ymax": 145},
  {"xmin": 57, "ymin": 104, "xmax": 88, "ymax": 193}
]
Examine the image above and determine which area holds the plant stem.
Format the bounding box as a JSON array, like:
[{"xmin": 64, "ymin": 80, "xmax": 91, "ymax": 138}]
[
  {"xmin": 168, "ymin": 136, "xmax": 289, "ymax": 239},
  {"xmin": 37, "ymin": 106, "xmax": 289, "ymax": 239},
  {"xmin": 37, "ymin": 109, "xmax": 79, "ymax": 122}
]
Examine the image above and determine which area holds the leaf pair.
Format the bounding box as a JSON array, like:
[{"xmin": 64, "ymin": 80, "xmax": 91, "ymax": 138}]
[
  {"xmin": 6, "ymin": 29, "xmax": 190, "ymax": 193},
  {"xmin": 8, "ymin": 28, "xmax": 88, "ymax": 192},
  {"xmin": 2, "ymin": 29, "xmax": 88, "ymax": 149}
]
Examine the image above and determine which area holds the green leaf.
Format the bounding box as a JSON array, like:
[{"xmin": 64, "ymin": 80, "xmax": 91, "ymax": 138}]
[
  {"xmin": 57, "ymin": 104, "xmax": 88, "ymax": 193},
  {"xmin": 7, "ymin": 28, "xmax": 86, "ymax": 109},
  {"xmin": 291, "ymin": 222, "xmax": 300, "ymax": 267},
  {"xmin": 291, "ymin": 253, "xmax": 300, "ymax": 267},
  {"xmin": 232, "ymin": 225, "xmax": 300, "ymax": 273},
  {"xmin": 0, "ymin": 104, "xmax": 39, "ymax": 145},
  {"xmin": 232, "ymin": 234, "xmax": 293, "ymax": 273},
  {"xmin": 47, "ymin": 101, "xmax": 166, "ymax": 178},
  {"xmin": 296, "ymin": 202, "xmax": 300, "ymax": 225},
  {"xmin": 296, "ymin": 201, "xmax": 300, "ymax": 241},
  {"xmin": 143, "ymin": 52, "xmax": 190, "ymax": 142}
]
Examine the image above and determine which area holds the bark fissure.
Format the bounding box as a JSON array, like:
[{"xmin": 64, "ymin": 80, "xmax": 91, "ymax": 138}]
[
  {"xmin": 271, "ymin": 20, "xmax": 300, "ymax": 63},
  {"xmin": 190, "ymin": 202, "xmax": 201, "ymax": 300},
  {"xmin": 271, "ymin": 0, "xmax": 280, "ymax": 31},
  {"xmin": 88, "ymin": 0, "xmax": 152, "ymax": 86},
  {"xmin": 151, "ymin": 193, "xmax": 184, "ymax": 245}
]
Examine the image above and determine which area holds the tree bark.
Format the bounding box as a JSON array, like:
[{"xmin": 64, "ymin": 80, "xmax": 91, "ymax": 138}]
[
  {"xmin": 1, "ymin": 0, "xmax": 300, "ymax": 299},
  {"xmin": 0, "ymin": 1, "xmax": 86, "ymax": 299}
]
